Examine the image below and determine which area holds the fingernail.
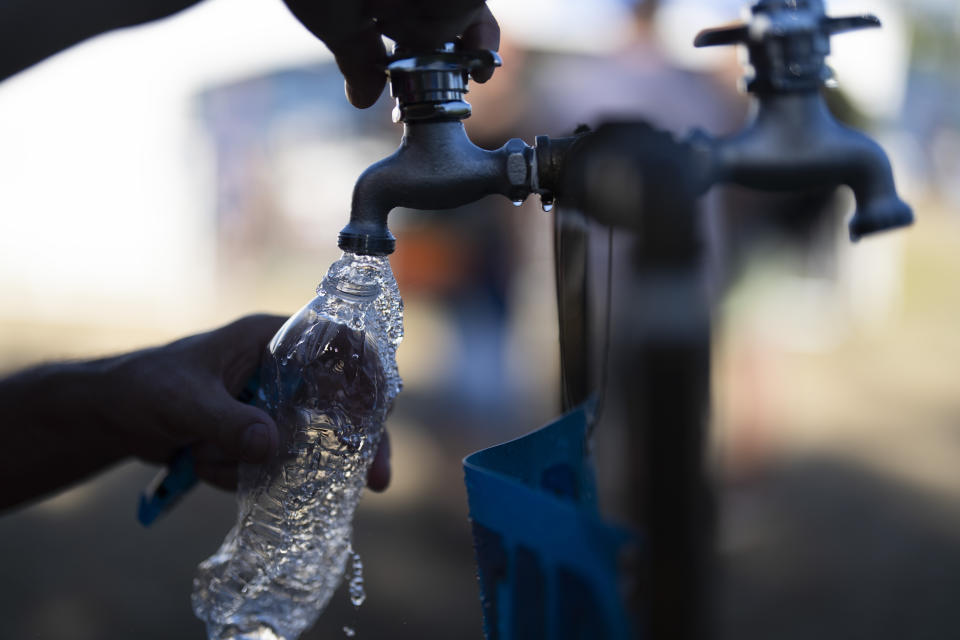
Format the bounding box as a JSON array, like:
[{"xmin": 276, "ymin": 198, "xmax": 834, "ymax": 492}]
[{"xmin": 241, "ymin": 423, "xmax": 271, "ymax": 462}]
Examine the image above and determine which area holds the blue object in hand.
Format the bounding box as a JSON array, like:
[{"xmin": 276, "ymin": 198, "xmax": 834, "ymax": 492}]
[
  {"xmin": 137, "ymin": 371, "xmax": 260, "ymax": 527},
  {"xmin": 137, "ymin": 447, "xmax": 197, "ymax": 526}
]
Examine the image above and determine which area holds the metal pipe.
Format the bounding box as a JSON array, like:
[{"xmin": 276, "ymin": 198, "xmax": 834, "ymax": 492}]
[{"xmin": 544, "ymin": 120, "xmax": 712, "ymax": 639}]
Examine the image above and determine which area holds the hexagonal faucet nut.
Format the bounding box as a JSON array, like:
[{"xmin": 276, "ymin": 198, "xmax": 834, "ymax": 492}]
[
  {"xmin": 502, "ymin": 138, "xmax": 535, "ymax": 203},
  {"xmin": 507, "ymin": 152, "xmax": 528, "ymax": 186}
]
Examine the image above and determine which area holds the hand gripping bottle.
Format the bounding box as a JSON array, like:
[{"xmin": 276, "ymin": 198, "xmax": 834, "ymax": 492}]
[{"xmin": 192, "ymin": 253, "xmax": 403, "ymax": 640}]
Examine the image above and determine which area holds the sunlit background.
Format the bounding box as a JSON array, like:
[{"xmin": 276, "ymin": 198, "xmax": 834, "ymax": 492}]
[{"xmin": 1, "ymin": 0, "xmax": 959, "ymax": 637}]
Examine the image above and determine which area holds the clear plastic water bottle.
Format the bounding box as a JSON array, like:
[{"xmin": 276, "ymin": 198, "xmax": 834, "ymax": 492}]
[{"xmin": 192, "ymin": 253, "xmax": 403, "ymax": 640}]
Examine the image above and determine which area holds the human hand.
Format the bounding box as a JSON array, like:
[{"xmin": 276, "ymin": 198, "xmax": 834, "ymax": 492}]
[
  {"xmin": 101, "ymin": 314, "xmax": 391, "ymax": 492},
  {"xmin": 281, "ymin": 0, "xmax": 500, "ymax": 108}
]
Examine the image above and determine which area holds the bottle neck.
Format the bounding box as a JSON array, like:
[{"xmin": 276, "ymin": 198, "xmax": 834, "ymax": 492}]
[
  {"xmin": 324, "ymin": 278, "xmax": 380, "ymax": 301},
  {"xmin": 320, "ymin": 254, "xmax": 386, "ymax": 302}
]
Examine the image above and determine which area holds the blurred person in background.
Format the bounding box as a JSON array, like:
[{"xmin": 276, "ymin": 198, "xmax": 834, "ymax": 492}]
[{"xmin": 0, "ymin": 0, "xmax": 500, "ymax": 510}]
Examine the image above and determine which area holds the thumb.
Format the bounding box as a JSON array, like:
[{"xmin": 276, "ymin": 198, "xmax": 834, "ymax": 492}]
[
  {"xmin": 198, "ymin": 314, "xmax": 285, "ymax": 462},
  {"xmin": 212, "ymin": 313, "xmax": 287, "ymax": 395},
  {"xmin": 196, "ymin": 387, "xmax": 279, "ymax": 463}
]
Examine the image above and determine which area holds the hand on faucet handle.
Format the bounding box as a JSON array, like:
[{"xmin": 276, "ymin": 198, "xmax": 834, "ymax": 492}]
[{"xmin": 282, "ymin": 0, "xmax": 500, "ymax": 108}]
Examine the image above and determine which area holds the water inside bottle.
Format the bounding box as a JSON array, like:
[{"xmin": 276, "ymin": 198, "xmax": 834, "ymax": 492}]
[{"xmin": 192, "ymin": 252, "xmax": 403, "ymax": 640}]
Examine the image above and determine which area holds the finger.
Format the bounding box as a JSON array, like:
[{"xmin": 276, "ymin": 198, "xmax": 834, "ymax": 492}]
[
  {"xmin": 281, "ymin": 0, "xmax": 387, "ymax": 109},
  {"xmin": 366, "ymin": 430, "xmax": 391, "ymax": 492},
  {"xmin": 192, "ymin": 440, "xmax": 230, "ymax": 466},
  {"xmin": 374, "ymin": 0, "xmax": 488, "ymax": 49},
  {"xmin": 461, "ymin": 4, "xmax": 500, "ymax": 49},
  {"xmin": 373, "ymin": 3, "xmax": 499, "ymax": 81},
  {"xmin": 196, "ymin": 461, "xmax": 239, "ymax": 492},
  {"xmin": 184, "ymin": 387, "xmax": 278, "ymax": 464},
  {"xmin": 368, "ymin": 0, "xmax": 486, "ymax": 30},
  {"xmin": 461, "ymin": 5, "xmax": 500, "ymax": 83},
  {"xmin": 213, "ymin": 314, "xmax": 287, "ymax": 395},
  {"xmin": 331, "ymin": 25, "xmax": 389, "ymax": 109},
  {"xmin": 216, "ymin": 314, "xmax": 287, "ymax": 350}
]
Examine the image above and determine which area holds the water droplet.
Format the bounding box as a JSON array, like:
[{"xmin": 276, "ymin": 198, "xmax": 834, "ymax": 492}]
[
  {"xmin": 511, "ymin": 200, "xmax": 523, "ymax": 207},
  {"xmin": 343, "ymin": 626, "xmax": 356, "ymax": 637},
  {"xmin": 542, "ymin": 202, "xmax": 554, "ymax": 212},
  {"xmin": 348, "ymin": 548, "xmax": 366, "ymax": 607}
]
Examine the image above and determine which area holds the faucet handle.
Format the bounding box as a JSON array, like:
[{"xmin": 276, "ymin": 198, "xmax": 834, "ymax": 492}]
[
  {"xmin": 386, "ymin": 47, "xmax": 501, "ymax": 123},
  {"xmin": 823, "ymin": 14, "xmax": 881, "ymax": 36},
  {"xmin": 694, "ymin": 1, "xmax": 881, "ymax": 93},
  {"xmin": 692, "ymin": 25, "xmax": 748, "ymax": 49},
  {"xmin": 693, "ymin": 12, "xmax": 879, "ymax": 47}
]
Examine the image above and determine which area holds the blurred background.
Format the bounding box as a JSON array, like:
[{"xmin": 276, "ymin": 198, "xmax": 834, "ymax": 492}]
[{"xmin": 1, "ymin": 0, "xmax": 959, "ymax": 638}]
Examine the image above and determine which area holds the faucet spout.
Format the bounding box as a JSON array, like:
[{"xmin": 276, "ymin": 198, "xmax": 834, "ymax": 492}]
[
  {"xmin": 338, "ymin": 120, "xmax": 534, "ymax": 255},
  {"xmin": 691, "ymin": 0, "xmax": 913, "ymax": 242},
  {"xmin": 690, "ymin": 92, "xmax": 912, "ymax": 241}
]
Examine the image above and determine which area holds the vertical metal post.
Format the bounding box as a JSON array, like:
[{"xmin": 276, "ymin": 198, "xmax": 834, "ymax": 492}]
[
  {"xmin": 550, "ymin": 122, "xmax": 713, "ymax": 638},
  {"xmin": 619, "ymin": 194, "xmax": 711, "ymax": 639}
]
